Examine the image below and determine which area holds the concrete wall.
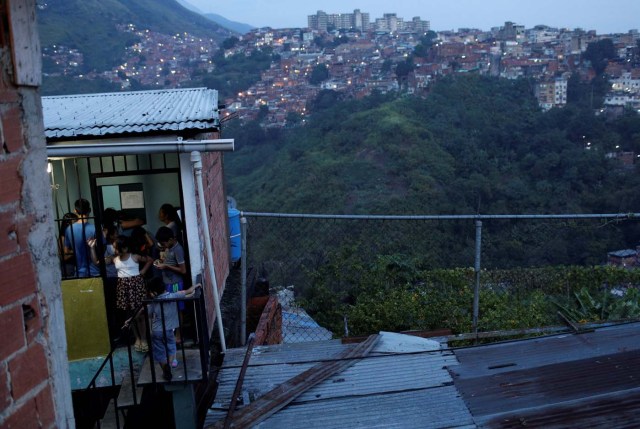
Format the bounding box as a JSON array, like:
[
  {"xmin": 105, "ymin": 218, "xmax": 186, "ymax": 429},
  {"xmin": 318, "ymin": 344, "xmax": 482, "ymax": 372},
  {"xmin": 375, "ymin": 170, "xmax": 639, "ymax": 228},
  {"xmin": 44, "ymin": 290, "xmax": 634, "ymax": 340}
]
[{"xmin": 0, "ymin": 0, "xmax": 74, "ymax": 427}]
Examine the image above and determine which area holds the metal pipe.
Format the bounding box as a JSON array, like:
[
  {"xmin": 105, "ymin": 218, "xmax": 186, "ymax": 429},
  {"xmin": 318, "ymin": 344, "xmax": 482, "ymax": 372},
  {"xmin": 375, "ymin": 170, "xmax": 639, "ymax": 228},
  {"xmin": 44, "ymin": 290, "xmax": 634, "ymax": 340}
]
[
  {"xmin": 241, "ymin": 211, "xmax": 640, "ymax": 221},
  {"xmin": 47, "ymin": 138, "xmax": 234, "ymax": 158},
  {"xmin": 240, "ymin": 216, "xmax": 248, "ymax": 346},
  {"xmin": 191, "ymin": 151, "xmax": 226, "ymax": 353},
  {"xmin": 472, "ymin": 220, "xmax": 482, "ymax": 339}
]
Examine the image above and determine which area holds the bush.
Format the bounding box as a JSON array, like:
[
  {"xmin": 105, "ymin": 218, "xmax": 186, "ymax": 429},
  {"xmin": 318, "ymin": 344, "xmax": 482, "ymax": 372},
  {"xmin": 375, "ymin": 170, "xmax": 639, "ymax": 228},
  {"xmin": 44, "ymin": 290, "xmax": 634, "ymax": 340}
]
[{"xmin": 300, "ymin": 253, "xmax": 640, "ymax": 337}]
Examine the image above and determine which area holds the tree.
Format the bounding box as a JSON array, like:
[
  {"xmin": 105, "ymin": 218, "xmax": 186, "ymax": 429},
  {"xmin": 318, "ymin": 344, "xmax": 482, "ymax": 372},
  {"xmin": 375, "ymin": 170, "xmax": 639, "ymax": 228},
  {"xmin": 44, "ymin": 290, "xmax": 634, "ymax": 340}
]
[
  {"xmin": 413, "ymin": 31, "xmax": 438, "ymax": 58},
  {"xmin": 285, "ymin": 111, "xmax": 302, "ymax": 127},
  {"xmin": 258, "ymin": 104, "xmax": 269, "ymax": 120},
  {"xmin": 381, "ymin": 59, "xmax": 393, "ymax": 75},
  {"xmin": 309, "ymin": 64, "xmax": 329, "ymax": 85},
  {"xmin": 583, "ymin": 39, "xmax": 616, "ymax": 75},
  {"xmin": 306, "ymin": 89, "xmax": 342, "ymax": 112},
  {"xmin": 395, "ymin": 58, "xmax": 414, "ymax": 89},
  {"xmin": 222, "ymin": 36, "xmax": 239, "ymax": 50}
]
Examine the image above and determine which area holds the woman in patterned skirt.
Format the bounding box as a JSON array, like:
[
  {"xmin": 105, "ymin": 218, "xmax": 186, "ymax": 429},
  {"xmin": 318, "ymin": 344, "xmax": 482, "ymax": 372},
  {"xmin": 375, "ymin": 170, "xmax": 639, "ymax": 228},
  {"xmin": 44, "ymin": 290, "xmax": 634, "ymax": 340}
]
[{"xmin": 115, "ymin": 235, "xmax": 154, "ymax": 352}]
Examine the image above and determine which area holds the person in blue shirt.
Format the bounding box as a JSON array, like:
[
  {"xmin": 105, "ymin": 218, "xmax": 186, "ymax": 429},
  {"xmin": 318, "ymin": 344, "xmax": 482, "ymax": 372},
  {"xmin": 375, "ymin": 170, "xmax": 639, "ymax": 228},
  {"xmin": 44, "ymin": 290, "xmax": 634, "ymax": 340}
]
[{"xmin": 64, "ymin": 198, "xmax": 100, "ymax": 277}]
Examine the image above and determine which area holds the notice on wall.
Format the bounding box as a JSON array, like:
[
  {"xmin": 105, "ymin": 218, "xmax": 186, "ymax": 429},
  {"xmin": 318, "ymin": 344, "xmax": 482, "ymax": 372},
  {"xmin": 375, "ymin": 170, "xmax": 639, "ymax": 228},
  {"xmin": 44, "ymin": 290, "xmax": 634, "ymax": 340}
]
[{"xmin": 121, "ymin": 191, "xmax": 145, "ymax": 209}]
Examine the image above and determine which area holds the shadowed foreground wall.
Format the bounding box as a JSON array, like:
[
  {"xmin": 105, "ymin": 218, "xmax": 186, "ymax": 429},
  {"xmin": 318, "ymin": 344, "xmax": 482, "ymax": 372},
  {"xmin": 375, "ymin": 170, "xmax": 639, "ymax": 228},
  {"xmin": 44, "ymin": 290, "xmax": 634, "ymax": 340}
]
[{"xmin": 0, "ymin": 0, "xmax": 74, "ymax": 427}]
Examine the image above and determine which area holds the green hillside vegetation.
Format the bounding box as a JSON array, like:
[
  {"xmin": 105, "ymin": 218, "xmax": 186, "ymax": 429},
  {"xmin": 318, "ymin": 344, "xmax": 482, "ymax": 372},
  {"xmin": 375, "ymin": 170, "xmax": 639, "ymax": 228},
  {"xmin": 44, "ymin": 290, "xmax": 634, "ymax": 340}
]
[
  {"xmin": 38, "ymin": 0, "xmax": 231, "ymax": 73},
  {"xmin": 303, "ymin": 256, "xmax": 640, "ymax": 337},
  {"xmin": 225, "ymin": 75, "xmax": 640, "ymax": 268},
  {"xmin": 225, "ymin": 74, "xmax": 640, "ymax": 216},
  {"xmin": 225, "ymin": 74, "xmax": 640, "ymax": 336}
]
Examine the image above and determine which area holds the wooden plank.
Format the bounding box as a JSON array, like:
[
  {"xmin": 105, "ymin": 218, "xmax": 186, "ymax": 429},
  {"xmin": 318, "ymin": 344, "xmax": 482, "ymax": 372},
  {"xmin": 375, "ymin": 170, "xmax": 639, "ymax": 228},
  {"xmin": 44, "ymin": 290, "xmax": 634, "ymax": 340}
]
[
  {"xmin": 8, "ymin": 0, "xmax": 41, "ymax": 86},
  {"xmin": 223, "ymin": 334, "xmax": 256, "ymax": 429},
  {"xmin": 207, "ymin": 334, "xmax": 379, "ymax": 429}
]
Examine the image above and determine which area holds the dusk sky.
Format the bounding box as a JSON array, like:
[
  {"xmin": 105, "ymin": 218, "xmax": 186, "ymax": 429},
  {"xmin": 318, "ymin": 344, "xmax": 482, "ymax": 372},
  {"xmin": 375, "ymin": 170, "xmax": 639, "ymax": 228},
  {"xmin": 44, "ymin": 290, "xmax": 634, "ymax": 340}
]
[{"xmin": 185, "ymin": 0, "xmax": 639, "ymax": 34}]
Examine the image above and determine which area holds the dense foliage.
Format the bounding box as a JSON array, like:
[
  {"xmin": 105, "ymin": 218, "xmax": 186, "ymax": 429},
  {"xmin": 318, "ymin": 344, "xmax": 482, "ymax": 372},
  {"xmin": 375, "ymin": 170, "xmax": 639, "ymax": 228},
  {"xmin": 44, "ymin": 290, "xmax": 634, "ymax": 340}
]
[
  {"xmin": 228, "ymin": 74, "xmax": 640, "ymax": 336},
  {"xmin": 300, "ymin": 254, "xmax": 640, "ymax": 337},
  {"xmin": 226, "ymin": 74, "xmax": 640, "ymax": 219}
]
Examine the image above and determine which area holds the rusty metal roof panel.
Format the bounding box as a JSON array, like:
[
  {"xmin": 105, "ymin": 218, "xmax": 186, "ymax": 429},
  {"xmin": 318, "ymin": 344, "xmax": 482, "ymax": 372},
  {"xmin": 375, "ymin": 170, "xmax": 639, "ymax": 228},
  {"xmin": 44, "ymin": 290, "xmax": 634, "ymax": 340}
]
[
  {"xmin": 208, "ymin": 333, "xmax": 476, "ymax": 428},
  {"xmin": 42, "ymin": 88, "xmax": 219, "ymax": 139},
  {"xmin": 450, "ymin": 323, "xmax": 640, "ymax": 428}
]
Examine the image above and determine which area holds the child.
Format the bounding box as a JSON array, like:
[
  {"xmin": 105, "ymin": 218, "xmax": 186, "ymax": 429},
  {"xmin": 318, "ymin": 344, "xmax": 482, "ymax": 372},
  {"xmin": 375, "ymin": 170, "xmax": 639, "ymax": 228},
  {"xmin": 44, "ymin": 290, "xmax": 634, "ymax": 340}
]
[
  {"xmin": 147, "ymin": 277, "xmax": 200, "ymax": 381},
  {"xmin": 154, "ymin": 226, "xmax": 187, "ymax": 343},
  {"xmin": 114, "ymin": 235, "xmax": 153, "ymax": 352}
]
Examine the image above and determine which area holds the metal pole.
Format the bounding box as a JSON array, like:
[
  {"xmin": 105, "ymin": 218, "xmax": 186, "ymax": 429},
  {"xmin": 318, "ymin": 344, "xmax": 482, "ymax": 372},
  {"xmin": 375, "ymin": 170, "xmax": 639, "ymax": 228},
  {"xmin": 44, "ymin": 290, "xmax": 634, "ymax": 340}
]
[
  {"xmin": 240, "ymin": 216, "xmax": 248, "ymax": 346},
  {"xmin": 472, "ymin": 220, "xmax": 482, "ymax": 340}
]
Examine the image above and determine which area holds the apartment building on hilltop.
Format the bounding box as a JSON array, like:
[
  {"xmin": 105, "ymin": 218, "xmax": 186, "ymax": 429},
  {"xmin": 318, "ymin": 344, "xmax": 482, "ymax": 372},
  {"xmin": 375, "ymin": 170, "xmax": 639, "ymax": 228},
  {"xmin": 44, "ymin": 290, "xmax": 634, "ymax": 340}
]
[{"xmin": 308, "ymin": 9, "xmax": 429, "ymax": 34}]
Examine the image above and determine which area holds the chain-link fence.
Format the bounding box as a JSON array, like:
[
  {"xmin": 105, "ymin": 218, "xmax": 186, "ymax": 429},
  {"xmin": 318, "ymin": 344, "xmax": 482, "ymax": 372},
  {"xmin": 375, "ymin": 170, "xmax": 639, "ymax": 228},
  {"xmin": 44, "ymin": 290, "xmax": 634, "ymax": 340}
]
[{"xmin": 241, "ymin": 212, "xmax": 640, "ymax": 343}]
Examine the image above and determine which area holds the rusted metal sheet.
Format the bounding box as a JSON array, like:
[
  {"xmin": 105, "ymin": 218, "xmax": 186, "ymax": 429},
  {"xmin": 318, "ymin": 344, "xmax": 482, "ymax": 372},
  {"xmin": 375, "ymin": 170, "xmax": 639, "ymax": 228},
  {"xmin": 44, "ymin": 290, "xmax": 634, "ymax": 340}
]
[{"xmin": 451, "ymin": 322, "xmax": 640, "ymax": 428}]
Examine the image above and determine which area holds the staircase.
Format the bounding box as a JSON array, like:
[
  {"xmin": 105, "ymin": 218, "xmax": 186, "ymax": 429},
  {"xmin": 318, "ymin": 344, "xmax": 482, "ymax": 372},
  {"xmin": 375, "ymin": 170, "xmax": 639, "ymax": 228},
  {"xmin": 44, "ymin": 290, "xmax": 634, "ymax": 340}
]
[{"xmin": 73, "ymin": 289, "xmax": 210, "ymax": 429}]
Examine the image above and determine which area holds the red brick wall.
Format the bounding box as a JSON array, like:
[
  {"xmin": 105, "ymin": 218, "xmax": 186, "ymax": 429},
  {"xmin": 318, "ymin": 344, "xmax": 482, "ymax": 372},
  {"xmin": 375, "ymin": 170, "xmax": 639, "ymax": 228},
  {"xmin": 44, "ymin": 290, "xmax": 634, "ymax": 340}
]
[
  {"xmin": 0, "ymin": 73, "xmax": 57, "ymax": 429},
  {"xmin": 254, "ymin": 296, "xmax": 283, "ymax": 346},
  {"xmin": 1, "ymin": 1, "xmax": 71, "ymax": 426},
  {"xmin": 199, "ymin": 140, "xmax": 231, "ymax": 335}
]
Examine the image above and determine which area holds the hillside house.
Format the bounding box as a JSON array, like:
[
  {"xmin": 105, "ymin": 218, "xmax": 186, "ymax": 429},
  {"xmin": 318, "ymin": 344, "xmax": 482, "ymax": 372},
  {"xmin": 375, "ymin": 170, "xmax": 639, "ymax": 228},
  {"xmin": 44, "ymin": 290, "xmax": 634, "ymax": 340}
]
[
  {"xmin": 42, "ymin": 87, "xmax": 235, "ymax": 426},
  {"xmin": 607, "ymin": 248, "xmax": 638, "ymax": 268}
]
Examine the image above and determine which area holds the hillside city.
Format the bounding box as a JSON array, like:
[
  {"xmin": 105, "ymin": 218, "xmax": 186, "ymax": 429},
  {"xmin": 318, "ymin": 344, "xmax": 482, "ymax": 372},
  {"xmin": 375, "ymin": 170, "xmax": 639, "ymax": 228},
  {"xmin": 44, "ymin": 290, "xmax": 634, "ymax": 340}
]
[{"xmin": 42, "ymin": 9, "xmax": 640, "ymax": 129}]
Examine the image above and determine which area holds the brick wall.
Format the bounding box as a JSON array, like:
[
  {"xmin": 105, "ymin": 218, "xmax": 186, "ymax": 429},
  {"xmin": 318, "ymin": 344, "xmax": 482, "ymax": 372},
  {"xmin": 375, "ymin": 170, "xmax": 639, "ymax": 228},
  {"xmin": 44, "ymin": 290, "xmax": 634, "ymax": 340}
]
[
  {"xmin": 1, "ymin": 1, "xmax": 73, "ymax": 427},
  {"xmin": 199, "ymin": 143, "xmax": 231, "ymax": 334},
  {"xmin": 254, "ymin": 296, "xmax": 283, "ymax": 346}
]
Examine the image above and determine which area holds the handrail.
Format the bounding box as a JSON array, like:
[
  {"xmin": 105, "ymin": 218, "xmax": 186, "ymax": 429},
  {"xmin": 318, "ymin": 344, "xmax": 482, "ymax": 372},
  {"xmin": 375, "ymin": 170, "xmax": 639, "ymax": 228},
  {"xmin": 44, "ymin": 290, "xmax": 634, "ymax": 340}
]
[
  {"xmin": 83, "ymin": 288, "xmax": 209, "ymax": 428},
  {"xmin": 84, "ymin": 305, "xmax": 145, "ymax": 429},
  {"xmin": 142, "ymin": 288, "xmax": 209, "ymax": 384}
]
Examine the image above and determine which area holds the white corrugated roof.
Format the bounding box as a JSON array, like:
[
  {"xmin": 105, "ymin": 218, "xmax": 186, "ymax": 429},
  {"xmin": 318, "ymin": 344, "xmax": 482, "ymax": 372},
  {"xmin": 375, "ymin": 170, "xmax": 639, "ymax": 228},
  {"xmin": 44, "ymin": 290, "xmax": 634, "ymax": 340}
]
[
  {"xmin": 208, "ymin": 333, "xmax": 475, "ymax": 428},
  {"xmin": 42, "ymin": 88, "xmax": 219, "ymax": 139}
]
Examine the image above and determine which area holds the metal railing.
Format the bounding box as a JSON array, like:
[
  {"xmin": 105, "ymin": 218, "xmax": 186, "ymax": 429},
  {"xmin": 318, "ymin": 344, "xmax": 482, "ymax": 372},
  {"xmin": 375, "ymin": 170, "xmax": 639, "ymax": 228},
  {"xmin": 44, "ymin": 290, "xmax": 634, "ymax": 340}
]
[
  {"xmin": 239, "ymin": 211, "xmax": 640, "ymax": 342},
  {"xmin": 80, "ymin": 289, "xmax": 209, "ymax": 428}
]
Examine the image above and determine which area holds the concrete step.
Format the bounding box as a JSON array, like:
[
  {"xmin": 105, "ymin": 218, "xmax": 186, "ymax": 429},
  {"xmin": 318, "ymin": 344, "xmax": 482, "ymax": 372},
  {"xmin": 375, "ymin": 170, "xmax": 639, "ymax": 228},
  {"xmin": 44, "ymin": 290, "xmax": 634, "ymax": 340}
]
[
  {"xmin": 137, "ymin": 349, "xmax": 204, "ymax": 385},
  {"xmin": 116, "ymin": 371, "xmax": 144, "ymax": 409}
]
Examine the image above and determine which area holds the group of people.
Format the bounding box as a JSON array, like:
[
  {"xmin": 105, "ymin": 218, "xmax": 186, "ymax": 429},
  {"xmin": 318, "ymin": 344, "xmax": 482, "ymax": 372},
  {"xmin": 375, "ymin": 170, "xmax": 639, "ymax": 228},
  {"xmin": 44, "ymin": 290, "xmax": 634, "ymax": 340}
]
[{"xmin": 60, "ymin": 199, "xmax": 193, "ymax": 380}]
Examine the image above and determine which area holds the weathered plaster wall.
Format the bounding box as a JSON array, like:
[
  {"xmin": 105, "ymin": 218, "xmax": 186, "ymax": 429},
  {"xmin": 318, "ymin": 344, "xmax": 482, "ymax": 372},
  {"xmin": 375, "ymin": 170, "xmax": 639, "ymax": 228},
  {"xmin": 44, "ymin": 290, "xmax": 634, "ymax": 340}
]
[{"xmin": 0, "ymin": 1, "xmax": 74, "ymax": 427}]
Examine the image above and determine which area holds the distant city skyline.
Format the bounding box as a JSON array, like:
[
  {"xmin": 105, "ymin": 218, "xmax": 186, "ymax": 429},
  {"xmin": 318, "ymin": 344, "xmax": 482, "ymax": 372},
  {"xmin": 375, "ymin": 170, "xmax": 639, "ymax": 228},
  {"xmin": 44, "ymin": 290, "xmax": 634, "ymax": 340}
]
[{"xmin": 184, "ymin": 0, "xmax": 640, "ymax": 34}]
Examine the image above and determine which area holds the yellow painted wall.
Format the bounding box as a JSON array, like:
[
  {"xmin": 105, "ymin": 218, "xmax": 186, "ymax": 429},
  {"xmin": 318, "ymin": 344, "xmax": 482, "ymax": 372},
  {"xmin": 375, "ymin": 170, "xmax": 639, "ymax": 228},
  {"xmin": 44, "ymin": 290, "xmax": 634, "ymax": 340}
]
[{"xmin": 61, "ymin": 278, "xmax": 110, "ymax": 361}]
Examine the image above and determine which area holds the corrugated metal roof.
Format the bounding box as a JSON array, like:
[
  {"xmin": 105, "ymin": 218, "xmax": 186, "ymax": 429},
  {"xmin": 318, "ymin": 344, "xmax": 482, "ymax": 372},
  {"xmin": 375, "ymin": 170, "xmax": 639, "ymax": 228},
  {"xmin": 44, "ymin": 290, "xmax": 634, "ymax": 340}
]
[
  {"xmin": 608, "ymin": 249, "xmax": 637, "ymax": 258},
  {"xmin": 208, "ymin": 333, "xmax": 475, "ymax": 428},
  {"xmin": 42, "ymin": 88, "xmax": 219, "ymax": 139},
  {"xmin": 281, "ymin": 310, "xmax": 333, "ymax": 343},
  {"xmin": 450, "ymin": 322, "xmax": 640, "ymax": 428}
]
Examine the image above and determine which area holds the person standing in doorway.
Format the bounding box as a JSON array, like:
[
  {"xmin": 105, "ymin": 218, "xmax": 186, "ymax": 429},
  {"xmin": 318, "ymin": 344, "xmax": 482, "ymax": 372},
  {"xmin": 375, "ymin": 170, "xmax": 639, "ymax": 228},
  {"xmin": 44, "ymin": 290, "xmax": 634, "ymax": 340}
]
[
  {"xmin": 158, "ymin": 203, "xmax": 184, "ymax": 246},
  {"xmin": 64, "ymin": 198, "xmax": 100, "ymax": 277}
]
